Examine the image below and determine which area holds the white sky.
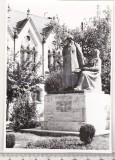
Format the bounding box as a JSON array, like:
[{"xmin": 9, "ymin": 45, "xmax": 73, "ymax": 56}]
[{"xmin": 7, "ymin": 0, "xmax": 113, "ymax": 29}]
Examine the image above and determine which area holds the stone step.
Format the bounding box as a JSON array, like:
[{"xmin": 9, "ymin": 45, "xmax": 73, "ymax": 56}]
[
  {"xmin": 41, "ymin": 121, "xmax": 84, "ymax": 132},
  {"xmin": 20, "ymin": 127, "xmax": 110, "ymax": 137},
  {"xmin": 20, "ymin": 127, "xmax": 79, "ymax": 137}
]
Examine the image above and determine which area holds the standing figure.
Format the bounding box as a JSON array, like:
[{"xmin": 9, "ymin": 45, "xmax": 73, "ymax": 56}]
[
  {"xmin": 74, "ymin": 49, "xmax": 102, "ymax": 91},
  {"xmin": 62, "ymin": 37, "xmax": 85, "ymax": 90}
]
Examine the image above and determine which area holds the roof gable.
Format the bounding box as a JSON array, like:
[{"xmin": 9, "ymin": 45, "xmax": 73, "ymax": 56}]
[
  {"xmin": 8, "ymin": 9, "xmax": 51, "ymax": 36},
  {"xmin": 42, "ymin": 25, "xmax": 53, "ymax": 40},
  {"xmin": 16, "ymin": 18, "xmax": 28, "ymax": 34}
]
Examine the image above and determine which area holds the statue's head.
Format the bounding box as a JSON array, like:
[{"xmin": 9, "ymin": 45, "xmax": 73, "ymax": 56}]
[
  {"xmin": 89, "ymin": 48, "xmax": 100, "ymax": 59},
  {"xmin": 66, "ymin": 35, "xmax": 74, "ymax": 44}
]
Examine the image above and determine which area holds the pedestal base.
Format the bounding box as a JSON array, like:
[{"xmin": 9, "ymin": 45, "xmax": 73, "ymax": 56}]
[{"xmin": 42, "ymin": 91, "xmax": 110, "ymax": 132}]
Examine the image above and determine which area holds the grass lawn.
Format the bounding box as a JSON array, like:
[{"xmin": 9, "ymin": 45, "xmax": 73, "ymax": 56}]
[{"xmin": 9, "ymin": 132, "xmax": 110, "ymax": 150}]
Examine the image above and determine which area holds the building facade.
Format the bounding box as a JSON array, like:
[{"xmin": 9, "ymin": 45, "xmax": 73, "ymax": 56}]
[
  {"xmin": 7, "ymin": 7, "xmax": 55, "ymax": 120},
  {"xmin": 7, "ymin": 7, "xmax": 55, "ymax": 76}
]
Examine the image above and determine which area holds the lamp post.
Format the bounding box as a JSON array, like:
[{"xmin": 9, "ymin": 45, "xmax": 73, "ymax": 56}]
[
  {"xmin": 13, "ymin": 29, "xmax": 18, "ymax": 62},
  {"xmin": 42, "ymin": 33, "xmax": 46, "ymax": 77},
  {"xmin": 13, "ymin": 29, "xmax": 18, "ymax": 72},
  {"xmin": 81, "ymin": 22, "xmax": 84, "ymax": 53}
]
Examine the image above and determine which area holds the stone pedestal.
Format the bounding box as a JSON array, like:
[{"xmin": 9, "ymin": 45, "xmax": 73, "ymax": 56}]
[{"xmin": 42, "ymin": 91, "xmax": 110, "ymax": 132}]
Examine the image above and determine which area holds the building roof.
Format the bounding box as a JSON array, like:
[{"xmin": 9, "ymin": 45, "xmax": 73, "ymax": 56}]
[
  {"xmin": 16, "ymin": 18, "xmax": 28, "ymax": 33},
  {"xmin": 8, "ymin": 9, "xmax": 53, "ymax": 39},
  {"xmin": 42, "ymin": 25, "xmax": 54, "ymax": 40}
]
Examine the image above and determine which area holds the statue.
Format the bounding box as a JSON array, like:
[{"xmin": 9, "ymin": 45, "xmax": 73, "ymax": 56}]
[
  {"xmin": 74, "ymin": 49, "xmax": 102, "ymax": 91},
  {"xmin": 62, "ymin": 36, "xmax": 102, "ymax": 92},
  {"xmin": 62, "ymin": 37, "xmax": 85, "ymax": 91}
]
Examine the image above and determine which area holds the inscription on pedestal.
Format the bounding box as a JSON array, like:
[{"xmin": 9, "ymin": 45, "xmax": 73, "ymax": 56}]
[
  {"xmin": 56, "ymin": 101, "xmax": 72, "ymax": 112},
  {"xmin": 44, "ymin": 93, "xmax": 86, "ymax": 131}
]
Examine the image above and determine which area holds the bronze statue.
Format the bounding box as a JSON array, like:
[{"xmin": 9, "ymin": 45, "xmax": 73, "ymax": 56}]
[
  {"xmin": 62, "ymin": 37, "xmax": 102, "ymax": 91},
  {"xmin": 74, "ymin": 49, "xmax": 102, "ymax": 91},
  {"xmin": 62, "ymin": 37, "xmax": 85, "ymax": 91}
]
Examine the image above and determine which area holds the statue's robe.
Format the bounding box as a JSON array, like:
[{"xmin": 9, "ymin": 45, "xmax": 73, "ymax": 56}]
[
  {"xmin": 79, "ymin": 56, "xmax": 102, "ymax": 91},
  {"xmin": 75, "ymin": 43, "xmax": 85, "ymax": 68},
  {"xmin": 62, "ymin": 42, "xmax": 84, "ymax": 90}
]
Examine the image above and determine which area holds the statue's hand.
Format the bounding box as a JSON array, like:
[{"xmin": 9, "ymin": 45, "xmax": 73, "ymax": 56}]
[
  {"xmin": 74, "ymin": 68, "xmax": 81, "ymax": 73},
  {"xmin": 82, "ymin": 67, "xmax": 99, "ymax": 72},
  {"xmin": 82, "ymin": 67, "xmax": 89, "ymax": 70}
]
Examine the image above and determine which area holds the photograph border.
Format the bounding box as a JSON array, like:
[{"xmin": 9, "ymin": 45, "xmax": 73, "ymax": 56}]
[{"xmin": 1, "ymin": 0, "xmax": 114, "ymax": 153}]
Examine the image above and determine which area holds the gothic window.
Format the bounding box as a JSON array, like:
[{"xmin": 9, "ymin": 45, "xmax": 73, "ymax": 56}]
[
  {"xmin": 20, "ymin": 34, "xmax": 39, "ymax": 73},
  {"xmin": 26, "ymin": 36, "xmax": 30, "ymax": 41}
]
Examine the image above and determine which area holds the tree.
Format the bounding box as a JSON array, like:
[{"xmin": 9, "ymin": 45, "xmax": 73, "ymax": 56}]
[
  {"xmin": 46, "ymin": 17, "xmax": 69, "ymax": 73},
  {"xmin": 7, "ymin": 49, "xmax": 43, "ymax": 120},
  {"xmin": 71, "ymin": 6, "xmax": 112, "ymax": 93},
  {"xmin": 10, "ymin": 100, "xmax": 38, "ymax": 131},
  {"xmin": 47, "ymin": 17, "xmax": 69, "ymax": 50},
  {"xmin": 46, "ymin": 7, "xmax": 111, "ymax": 93}
]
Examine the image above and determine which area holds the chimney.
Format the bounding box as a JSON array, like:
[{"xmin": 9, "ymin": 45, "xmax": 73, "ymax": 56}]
[
  {"xmin": 8, "ymin": 4, "xmax": 11, "ymax": 22},
  {"xmin": 27, "ymin": 9, "xmax": 30, "ymax": 19}
]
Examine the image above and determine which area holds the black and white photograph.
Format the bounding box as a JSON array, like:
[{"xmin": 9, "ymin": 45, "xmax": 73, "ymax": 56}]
[{"xmin": 6, "ymin": 0, "xmax": 113, "ymax": 151}]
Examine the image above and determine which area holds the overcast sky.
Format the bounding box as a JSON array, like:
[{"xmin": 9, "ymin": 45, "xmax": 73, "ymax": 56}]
[{"xmin": 7, "ymin": 0, "xmax": 113, "ymax": 29}]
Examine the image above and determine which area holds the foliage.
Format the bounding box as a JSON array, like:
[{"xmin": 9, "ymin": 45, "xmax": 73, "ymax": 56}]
[
  {"xmin": 7, "ymin": 58, "xmax": 43, "ymax": 102},
  {"xmin": 7, "ymin": 51, "xmax": 43, "ymax": 120},
  {"xmin": 25, "ymin": 135, "xmax": 109, "ymax": 149},
  {"xmin": 27, "ymin": 120, "xmax": 41, "ymax": 129},
  {"xmin": 10, "ymin": 101, "xmax": 38, "ymax": 131},
  {"xmin": 48, "ymin": 49, "xmax": 63, "ymax": 73},
  {"xmin": 48, "ymin": 7, "xmax": 111, "ymax": 94},
  {"xmin": 72, "ymin": 7, "xmax": 111, "ymax": 93},
  {"xmin": 10, "ymin": 132, "xmax": 109, "ymax": 149},
  {"xmin": 46, "ymin": 18, "xmax": 69, "ymax": 73},
  {"xmin": 80, "ymin": 124, "xmax": 95, "ymax": 144},
  {"xmin": 47, "ymin": 17, "xmax": 69, "ymax": 50},
  {"xmin": 6, "ymin": 134, "xmax": 15, "ymax": 148},
  {"xmin": 26, "ymin": 137, "xmax": 80, "ymax": 149},
  {"xmin": 45, "ymin": 71, "xmax": 63, "ymax": 93}
]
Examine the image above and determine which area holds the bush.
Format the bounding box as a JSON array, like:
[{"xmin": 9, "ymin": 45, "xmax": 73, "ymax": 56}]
[
  {"xmin": 6, "ymin": 134, "xmax": 15, "ymax": 148},
  {"xmin": 10, "ymin": 101, "xmax": 38, "ymax": 131},
  {"xmin": 27, "ymin": 120, "xmax": 41, "ymax": 128},
  {"xmin": 45, "ymin": 71, "xmax": 63, "ymax": 93},
  {"xmin": 80, "ymin": 124, "xmax": 95, "ymax": 144}
]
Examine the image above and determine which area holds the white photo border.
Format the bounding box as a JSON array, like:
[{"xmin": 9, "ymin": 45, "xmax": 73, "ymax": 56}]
[{"xmin": 0, "ymin": 0, "xmax": 114, "ymax": 153}]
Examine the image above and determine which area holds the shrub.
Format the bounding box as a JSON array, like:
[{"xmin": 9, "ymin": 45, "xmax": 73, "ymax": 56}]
[
  {"xmin": 6, "ymin": 134, "xmax": 15, "ymax": 148},
  {"xmin": 80, "ymin": 124, "xmax": 95, "ymax": 144},
  {"xmin": 10, "ymin": 101, "xmax": 38, "ymax": 131},
  {"xmin": 27, "ymin": 120, "xmax": 41, "ymax": 128},
  {"xmin": 45, "ymin": 71, "xmax": 63, "ymax": 93}
]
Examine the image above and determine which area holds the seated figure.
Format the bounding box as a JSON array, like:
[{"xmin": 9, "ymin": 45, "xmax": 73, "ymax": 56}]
[{"xmin": 74, "ymin": 49, "xmax": 102, "ymax": 91}]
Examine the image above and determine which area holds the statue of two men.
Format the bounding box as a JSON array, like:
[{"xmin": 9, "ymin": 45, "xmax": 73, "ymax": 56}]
[{"xmin": 62, "ymin": 37, "xmax": 102, "ymax": 91}]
